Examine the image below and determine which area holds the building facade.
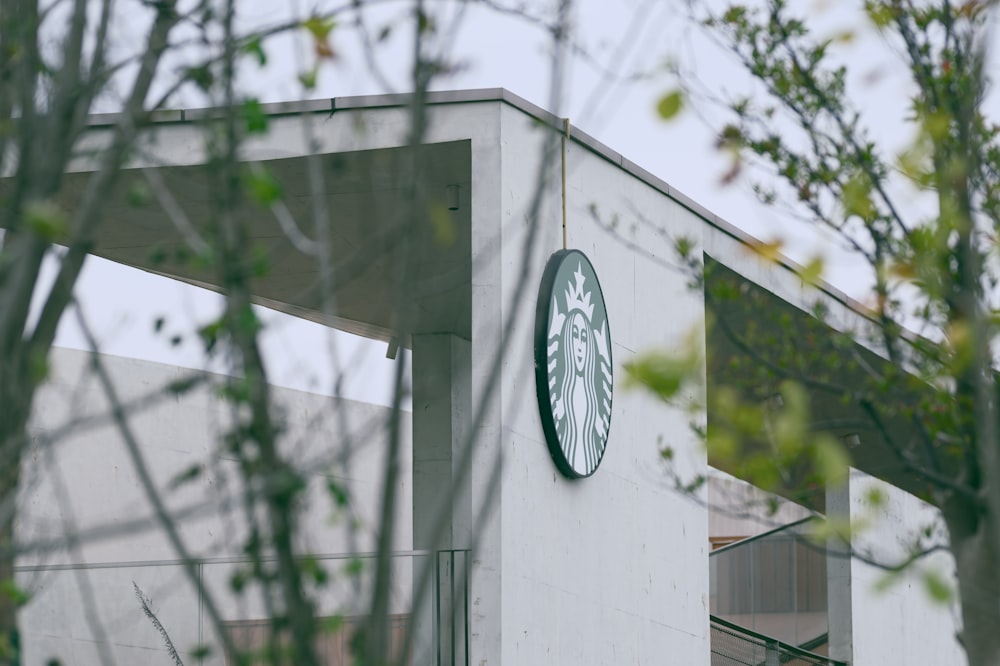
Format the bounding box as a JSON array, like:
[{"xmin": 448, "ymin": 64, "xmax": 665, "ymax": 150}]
[{"xmin": 14, "ymin": 90, "xmax": 962, "ymax": 665}]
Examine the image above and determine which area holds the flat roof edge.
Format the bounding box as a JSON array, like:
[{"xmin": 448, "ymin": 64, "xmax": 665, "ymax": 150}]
[{"xmin": 83, "ymin": 87, "xmax": 868, "ymax": 319}]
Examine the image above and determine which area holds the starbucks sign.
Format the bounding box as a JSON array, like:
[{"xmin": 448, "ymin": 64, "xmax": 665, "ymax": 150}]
[{"xmin": 534, "ymin": 249, "xmax": 613, "ymax": 478}]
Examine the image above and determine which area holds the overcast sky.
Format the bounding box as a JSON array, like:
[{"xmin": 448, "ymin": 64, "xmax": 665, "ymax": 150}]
[{"xmin": 49, "ymin": 0, "xmax": 1000, "ymax": 405}]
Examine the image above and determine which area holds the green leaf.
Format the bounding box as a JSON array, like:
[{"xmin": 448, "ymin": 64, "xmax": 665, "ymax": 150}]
[
  {"xmin": 624, "ymin": 351, "xmax": 698, "ymax": 401},
  {"xmin": 28, "ymin": 348, "xmax": 49, "ymax": 383},
  {"xmin": 721, "ymin": 5, "xmax": 748, "ymax": 24},
  {"xmin": 874, "ymin": 569, "xmax": 904, "ymax": 593},
  {"xmin": 229, "ymin": 568, "xmax": 248, "ymax": 593},
  {"xmin": 0, "ymin": 634, "xmax": 15, "ymax": 661},
  {"xmin": 809, "ymin": 516, "xmax": 852, "ymax": 544},
  {"xmin": 250, "ymin": 242, "xmax": 271, "ymax": 278},
  {"xmin": 24, "ymin": 200, "xmax": 68, "ymax": 241},
  {"xmin": 148, "ymin": 244, "xmax": 168, "ymax": 266},
  {"xmin": 344, "ymin": 557, "xmax": 364, "ymax": 577},
  {"xmin": 321, "ymin": 615, "xmax": 344, "ymax": 634},
  {"xmin": 843, "ymin": 173, "xmax": 876, "ymax": 221},
  {"xmin": 429, "ymin": 203, "xmax": 456, "ymax": 246},
  {"xmin": 416, "ymin": 9, "xmax": 436, "ymax": 34},
  {"xmin": 865, "ymin": 486, "xmax": 887, "ymax": 508},
  {"xmin": 813, "ymin": 435, "xmax": 850, "ymax": 487},
  {"xmin": 168, "ymin": 464, "xmax": 202, "ymax": 489},
  {"xmin": 865, "ymin": 1, "xmax": 894, "ymax": 28},
  {"xmin": 923, "ymin": 111, "xmax": 950, "ymax": 141},
  {"xmin": 0, "ymin": 580, "xmax": 30, "ymax": 607},
  {"xmin": 706, "ymin": 431, "xmax": 740, "ymax": 464},
  {"xmin": 302, "ymin": 15, "xmax": 336, "ymax": 41},
  {"xmin": 674, "ymin": 235, "xmax": 696, "ymax": 261},
  {"xmin": 656, "ymin": 90, "xmax": 685, "ymax": 120},
  {"xmin": 242, "ymin": 98, "xmax": 268, "ymax": 135},
  {"xmin": 198, "ymin": 319, "xmax": 225, "ymax": 354},
  {"xmin": 166, "ymin": 376, "xmax": 200, "ymax": 395},
  {"xmin": 897, "ymin": 145, "xmax": 931, "ymax": 185},
  {"xmin": 298, "ymin": 66, "xmax": 318, "ymax": 90},
  {"xmin": 748, "ymin": 238, "xmax": 784, "ymax": 262},
  {"xmin": 242, "ymin": 36, "xmax": 267, "ymax": 67},
  {"xmin": 300, "ymin": 555, "xmax": 328, "ymax": 586},
  {"xmin": 186, "ymin": 64, "xmax": 214, "ymax": 91},
  {"xmin": 247, "ymin": 168, "xmax": 282, "ymax": 205},
  {"xmin": 773, "ymin": 382, "xmax": 809, "ymax": 455},
  {"xmin": 327, "ymin": 480, "xmax": 349, "ymax": 508},
  {"xmin": 799, "ymin": 256, "xmax": 824, "ymax": 286},
  {"xmin": 127, "ymin": 181, "xmax": 151, "ymax": 207},
  {"xmin": 190, "ymin": 644, "xmax": 212, "ymax": 659},
  {"xmin": 921, "ymin": 569, "xmax": 953, "ymax": 604}
]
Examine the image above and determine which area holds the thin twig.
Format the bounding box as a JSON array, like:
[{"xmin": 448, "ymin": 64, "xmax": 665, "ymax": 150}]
[{"xmin": 133, "ymin": 582, "xmax": 185, "ymax": 666}]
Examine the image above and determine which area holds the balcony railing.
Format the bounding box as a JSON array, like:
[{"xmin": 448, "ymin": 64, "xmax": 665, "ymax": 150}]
[
  {"xmin": 16, "ymin": 548, "xmax": 470, "ymax": 665},
  {"xmin": 711, "ymin": 616, "xmax": 846, "ymax": 666}
]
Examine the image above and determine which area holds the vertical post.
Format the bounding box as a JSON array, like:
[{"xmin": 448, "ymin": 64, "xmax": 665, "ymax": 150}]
[
  {"xmin": 432, "ymin": 550, "xmax": 470, "ymax": 666},
  {"xmin": 749, "ymin": 538, "xmax": 756, "ymax": 632},
  {"xmin": 198, "ymin": 563, "xmax": 204, "ymax": 666},
  {"xmin": 462, "ymin": 550, "xmax": 470, "ymax": 666},
  {"xmin": 791, "ymin": 532, "xmax": 798, "ymax": 645},
  {"xmin": 435, "ymin": 552, "xmax": 442, "ymax": 666},
  {"xmin": 764, "ymin": 639, "xmax": 780, "ymax": 666},
  {"xmin": 450, "ymin": 551, "xmax": 456, "ymax": 663},
  {"xmin": 826, "ymin": 479, "xmax": 854, "ymax": 664},
  {"xmin": 412, "ymin": 334, "xmax": 472, "ymax": 665}
]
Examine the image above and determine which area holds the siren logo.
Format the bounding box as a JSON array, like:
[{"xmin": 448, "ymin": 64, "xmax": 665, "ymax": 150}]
[{"xmin": 534, "ymin": 250, "xmax": 613, "ymax": 478}]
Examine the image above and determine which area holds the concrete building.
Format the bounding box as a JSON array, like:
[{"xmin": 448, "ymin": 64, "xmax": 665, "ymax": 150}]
[{"xmin": 14, "ymin": 89, "xmax": 962, "ymax": 665}]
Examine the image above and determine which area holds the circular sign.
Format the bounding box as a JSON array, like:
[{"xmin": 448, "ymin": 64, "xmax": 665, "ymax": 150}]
[{"xmin": 534, "ymin": 249, "xmax": 613, "ymax": 478}]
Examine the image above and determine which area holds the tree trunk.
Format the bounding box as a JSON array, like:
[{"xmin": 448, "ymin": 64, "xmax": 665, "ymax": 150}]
[
  {"xmin": 0, "ymin": 385, "xmax": 29, "ymax": 666},
  {"xmin": 948, "ymin": 515, "xmax": 1000, "ymax": 666},
  {"xmin": 0, "ymin": 535, "xmax": 19, "ymax": 666}
]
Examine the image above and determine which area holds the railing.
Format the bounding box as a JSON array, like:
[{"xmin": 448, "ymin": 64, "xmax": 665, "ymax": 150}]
[
  {"xmin": 15, "ymin": 548, "xmax": 470, "ymax": 666},
  {"xmin": 434, "ymin": 549, "xmax": 469, "ymax": 666},
  {"xmin": 710, "ymin": 518, "xmax": 828, "ymax": 649},
  {"xmin": 711, "ymin": 616, "xmax": 846, "ymax": 666}
]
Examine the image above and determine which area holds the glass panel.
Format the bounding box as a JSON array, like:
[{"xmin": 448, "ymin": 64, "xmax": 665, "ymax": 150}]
[{"xmin": 710, "ymin": 520, "xmax": 828, "ymax": 649}]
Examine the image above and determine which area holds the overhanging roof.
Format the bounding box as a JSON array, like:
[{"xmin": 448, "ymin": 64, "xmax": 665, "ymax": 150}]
[
  {"xmin": 704, "ymin": 258, "xmax": 944, "ymax": 509},
  {"xmin": 61, "ymin": 134, "xmax": 473, "ymax": 344}
]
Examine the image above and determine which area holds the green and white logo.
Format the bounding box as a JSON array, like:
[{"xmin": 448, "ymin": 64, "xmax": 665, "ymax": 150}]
[{"xmin": 534, "ymin": 249, "xmax": 613, "ymax": 478}]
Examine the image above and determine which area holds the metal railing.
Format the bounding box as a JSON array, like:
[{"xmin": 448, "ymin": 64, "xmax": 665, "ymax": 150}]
[
  {"xmin": 711, "ymin": 616, "xmax": 845, "ymax": 666},
  {"xmin": 15, "ymin": 548, "xmax": 471, "ymax": 665}
]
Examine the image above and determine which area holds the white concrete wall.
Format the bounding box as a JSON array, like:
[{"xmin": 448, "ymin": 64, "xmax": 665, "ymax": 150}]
[
  {"xmin": 845, "ymin": 469, "xmax": 963, "ymax": 666},
  {"xmin": 487, "ymin": 104, "xmax": 711, "ymax": 665},
  {"xmin": 59, "ymin": 94, "xmax": 966, "ymax": 666},
  {"xmin": 18, "ymin": 346, "xmax": 412, "ymax": 665},
  {"xmin": 708, "ymin": 469, "xmax": 811, "ymax": 543}
]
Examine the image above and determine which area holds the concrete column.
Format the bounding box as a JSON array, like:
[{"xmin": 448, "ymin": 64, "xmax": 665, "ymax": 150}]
[
  {"xmin": 411, "ymin": 333, "xmax": 472, "ymax": 664},
  {"xmin": 826, "ymin": 481, "xmax": 854, "ymax": 663},
  {"xmin": 412, "ymin": 333, "xmax": 472, "ymax": 550}
]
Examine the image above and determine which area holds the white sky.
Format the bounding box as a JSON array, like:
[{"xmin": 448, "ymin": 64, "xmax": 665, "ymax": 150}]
[{"xmin": 49, "ymin": 0, "xmax": 1000, "ymax": 404}]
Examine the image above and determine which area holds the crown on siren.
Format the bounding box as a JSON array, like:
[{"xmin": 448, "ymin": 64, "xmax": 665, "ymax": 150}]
[{"xmin": 564, "ymin": 262, "xmax": 594, "ymax": 319}]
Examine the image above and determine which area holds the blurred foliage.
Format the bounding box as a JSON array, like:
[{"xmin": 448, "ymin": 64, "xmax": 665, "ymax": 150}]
[{"xmin": 647, "ymin": 1, "xmax": 1000, "ymax": 661}]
